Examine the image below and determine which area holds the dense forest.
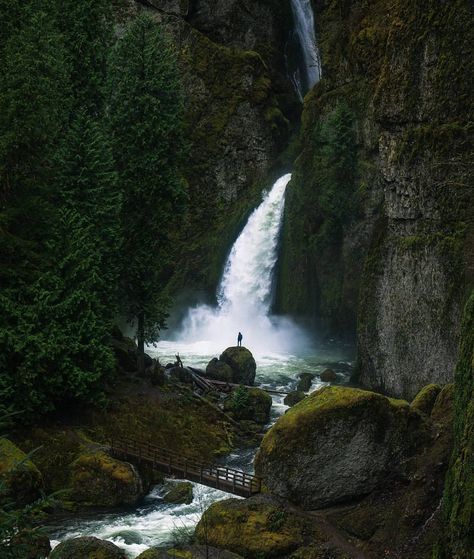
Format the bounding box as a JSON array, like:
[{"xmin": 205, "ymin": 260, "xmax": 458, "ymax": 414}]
[
  {"xmin": 0, "ymin": 1, "xmax": 472, "ymax": 558},
  {"xmin": 0, "ymin": 0, "xmax": 186, "ymax": 418}
]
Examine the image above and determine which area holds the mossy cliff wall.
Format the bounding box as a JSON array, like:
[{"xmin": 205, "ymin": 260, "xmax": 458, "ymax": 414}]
[
  {"xmin": 277, "ymin": 0, "xmax": 474, "ymax": 398},
  {"xmin": 114, "ymin": 0, "xmax": 297, "ymax": 296},
  {"xmin": 435, "ymin": 290, "xmax": 474, "ymax": 559}
]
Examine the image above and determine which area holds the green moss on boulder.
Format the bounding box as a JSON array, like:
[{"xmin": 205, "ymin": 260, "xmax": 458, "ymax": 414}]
[
  {"xmin": 219, "ymin": 347, "xmax": 257, "ymax": 385},
  {"xmin": 50, "ymin": 537, "xmax": 126, "ymax": 559},
  {"xmin": 224, "ymin": 386, "xmax": 272, "ymax": 423},
  {"xmin": 195, "ymin": 498, "xmax": 306, "ymax": 558},
  {"xmin": 0, "ymin": 438, "xmax": 43, "ymax": 506},
  {"xmin": 255, "ymin": 386, "xmax": 430, "ymax": 509},
  {"xmin": 206, "ymin": 358, "xmax": 233, "ymax": 382},
  {"xmin": 70, "ymin": 451, "xmax": 143, "ymax": 507},
  {"xmin": 411, "ymin": 383, "xmax": 442, "ymax": 415},
  {"xmin": 163, "ymin": 481, "xmax": 194, "ymax": 505}
]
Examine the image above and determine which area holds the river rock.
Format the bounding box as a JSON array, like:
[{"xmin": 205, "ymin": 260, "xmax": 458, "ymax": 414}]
[
  {"xmin": 0, "ymin": 438, "xmax": 43, "ymax": 506},
  {"xmin": 255, "ymin": 386, "xmax": 430, "ymax": 509},
  {"xmin": 219, "ymin": 347, "xmax": 256, "ymax": 385},
  {"xmin": 411, "ymin": 383, "xmax": 442, "ymax": 415},
  {"xmin": 138, "ymin": 547, "xmax": 244, "ymax": 559},
  {"xmin": 70, "ymin": 450, "xmax": 143, "ymax": 507},
  {"xmin": 50, "ymin": 537, "xmax": 126, "ymax": 559},
  {"xmin": 206, "ymin": 357, "xmax": 233, "ymax": 382},
  {"xmin": 224, "ymin": 387, "xmax": 272, "ymax": 423},
  {"xmin": 296, "ymin": 372, "xmax": 315, "ymax": 392},
  {"xmin": 283, "ymin": 391, "xmax": 306, "ymax": 407},
  {"xmin": 163, "ymin": 481, "xmax": 194, "ymax": 504},
  {"xmin": 320, "ymin": 368, "xmax": 337, "ymax": 382}
]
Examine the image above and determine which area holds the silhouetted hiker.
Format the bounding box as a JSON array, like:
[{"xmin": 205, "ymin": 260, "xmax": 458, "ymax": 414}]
[
  {"xmin": 237, "ymin": 332, "xmax": 243, "ymax": 347},
  {"xmin": 175, "ymin": 353, "xmax": 183, "ymax": 368}
]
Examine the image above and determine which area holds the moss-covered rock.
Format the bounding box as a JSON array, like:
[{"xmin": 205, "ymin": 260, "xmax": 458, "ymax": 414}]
[
  {"xmin": 283, "ymin": 391, "xmax": 306, "ymax": 407},
  {"xmin": 296, "ymin": 373, "xmax": 315, "ymax": 392},
  {"xmin": 320, "ymin": 369, "xmax": 337, "ymax": 383},
  {"xmin": 255, "ymin": 386, "xmax": 430, "ymax": 509},
  {"xmin": 411, "ymin": 384, "xmax": 442, "ymax": 415},
  {"xmin": 206, "ymin": 358, "xmax": 233, "ymax": 382},
  {"xmin": 136, "ymin": 551, "xmax": 165, "ymax": 559},
  {"xmin": 435, "ymin": 291, "xmax": 474, "ymax": 558},
  {"xmin": 219, "ymin": 347, "xmax": 256, "ymax": 385},
  {"xmin": 195, "ymin": 497, "xmax": 307, "ymax": 558},
  {"xmin": 139, "ymin": 547, "xmax": 244, "ymax": 559},
  {"xmin": 163, "ymin": 481, "xmax": 194, "ymax": 505},
  {"xmin": 224, "ymin": 386, "xmax": 272, "ymax": 424},
  {"xmin": 11, "ymin": 529, "xmax": 51, "ymax": 559},
  {"xmin": 50, "ymin": 537, "xmax": 126, "ymax": 559},
  {"xmin": 431, "ymin": 383, "xmax": 455, "ymax": 425},
  {"xmin": 70, "ymin": 450, "xmax": 143, "ymax": 507},
  {"xmin": 0, "ymin": 438, "xmax": 43, "ymax": 506}
]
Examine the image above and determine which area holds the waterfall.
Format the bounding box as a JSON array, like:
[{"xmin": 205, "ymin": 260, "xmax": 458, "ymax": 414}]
[
  {"xmin": 172, "ymin": 173, "xmax": 307, "ymax": 355},
  {"xmin": 288, "ymin": 0, "xmax": 321, "ymax": 99}
]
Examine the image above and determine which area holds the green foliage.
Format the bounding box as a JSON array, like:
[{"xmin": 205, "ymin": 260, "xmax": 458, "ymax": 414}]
[
  {"xmin": 229, "ymin": 386, "xmax": 252, "ymax": 415},
  {"xmin": 435, "ymin": 291, "xmax": 474, "ymax": 558},
  {"xmin": 108, "ymin": 14, "xmax": 187, "ymax": 355}
]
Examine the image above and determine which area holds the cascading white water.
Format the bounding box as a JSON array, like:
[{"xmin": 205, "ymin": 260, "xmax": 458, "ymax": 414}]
[
  {"xmin": 289, "ymin": 0, "xmax": 321, "ymax": 98},
  {"xmin": 171, "ymin": 173, "xmax": 307, "ymax": 355}
]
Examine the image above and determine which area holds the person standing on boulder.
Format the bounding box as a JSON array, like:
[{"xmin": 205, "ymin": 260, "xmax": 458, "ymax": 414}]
[{"xmin": 237, "ymin": 332, "xmax": 243, "ymax": 347}]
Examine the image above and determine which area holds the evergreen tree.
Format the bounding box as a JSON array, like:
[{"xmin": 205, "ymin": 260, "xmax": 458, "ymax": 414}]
[
  {"xmin": 55, "ymin": 111, "xmax": 121, "ymax": 311},
  {"xmin": 108, "ymin": 14, "xmax": 187, "ymax": 372},
  {"xmin": 57, "ymin": 0, "xmax": 112, "ymax": 114}
]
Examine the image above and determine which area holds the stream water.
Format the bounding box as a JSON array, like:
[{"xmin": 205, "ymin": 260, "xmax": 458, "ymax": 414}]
[{"xmin": 48, "ymin": 174, "xmax": 354, "ymax": 556}]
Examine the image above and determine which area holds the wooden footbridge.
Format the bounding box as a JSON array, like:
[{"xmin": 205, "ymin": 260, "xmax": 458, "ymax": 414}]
[{"xmin": 110, "ymin": 437, "xmax": 261, "ymax": 498}]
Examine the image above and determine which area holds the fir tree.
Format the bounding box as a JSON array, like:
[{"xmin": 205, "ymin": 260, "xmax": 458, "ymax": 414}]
[{"xmin": 108, "ymin": 14, "xmax": 187, "ymax": 372}]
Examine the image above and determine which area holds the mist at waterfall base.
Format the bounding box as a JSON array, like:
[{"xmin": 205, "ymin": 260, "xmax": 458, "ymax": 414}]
[{"xmin": 158, "ymin": 173, "xmax": 311, "ymax": 359}]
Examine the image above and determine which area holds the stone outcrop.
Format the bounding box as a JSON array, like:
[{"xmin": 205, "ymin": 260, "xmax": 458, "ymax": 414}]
[
  {"xmin": 115, "ymin": 1, "xmax": 295, "ymax": 295},
  {"xmin": 411, "ymin": 384, "xmax": 442, "ymax": 415},
  {"xmin": 219, "ymin": 346, "xmax": 257, "ymax": 385},
  {"xmin": 224, "ymin": 386, "xmax": 272, "ymax": 423},
  {"xmin": 255, "ymin": 386, "xmax": 429, "ymax": 509},
  {"xmin": 206, "ymin": 357, "xmax": 233, "ymax": 382},
  {"xmin": 0, "ymin": 438, "xmax": 43, "ymax": 506},
  {"xmin": 283, "ymin": 391, "xmax": 306, "ymax": 407},
  {"xmin": 162, "ymin": 481, "xmax": 194, "ymax": 504},
  {"xmin": 50, "ymin": 537, "xmax": 126, "ymax": 559},
  {"xmin": 276, "ymin": 0, "xmax": 473, "ymax": 399},
  {"xmin": 70, "ymin": 450, "xmax": 144, "ymax": 507}
]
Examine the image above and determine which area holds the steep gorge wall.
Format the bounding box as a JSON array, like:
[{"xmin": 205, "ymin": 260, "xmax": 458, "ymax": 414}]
[
  {"xmin": 278, "ymin": 0, "xmax": 474, "ymax": 398},
  {"xmin": 114, "ymin": 0, "xmax": 298, "ymax": 295}
]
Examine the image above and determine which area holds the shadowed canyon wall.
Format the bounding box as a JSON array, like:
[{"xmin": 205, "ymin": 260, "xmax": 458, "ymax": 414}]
[{"xmin": 277, "ymin": 0, "xmax": 474, "ymax": 399}]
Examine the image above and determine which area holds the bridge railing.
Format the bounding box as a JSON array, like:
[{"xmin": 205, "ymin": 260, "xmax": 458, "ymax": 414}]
[{"xmin": 109, "ymin": 436, "xmax": 261, "ymax": 497}]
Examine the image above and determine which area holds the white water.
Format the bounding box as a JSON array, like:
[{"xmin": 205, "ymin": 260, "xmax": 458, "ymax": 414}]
[
  {"xmin": 49, "ymin": 174, "xmax": 354, "ymax": 557},
  {"xmin": 162, "ymin": 173, "xmax": 310, "ymax": 358},
  {"xmin": 290, "ymin": 0, "xmax": 321, "ymax": 98}
]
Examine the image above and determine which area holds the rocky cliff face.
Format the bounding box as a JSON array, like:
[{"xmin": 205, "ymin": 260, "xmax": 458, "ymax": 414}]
[
  {"xmin": 114, "ymin": 0, "xmax": 297, "ymax": 294},
  {"xmin": 277, "ymin": 0, "xmax": 474, "ymax": 399}
]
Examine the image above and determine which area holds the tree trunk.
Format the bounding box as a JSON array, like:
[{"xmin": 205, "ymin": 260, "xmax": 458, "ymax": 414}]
[{"xmin": 137, "ymin": 311, "xmax": 145, "ymax": 375}]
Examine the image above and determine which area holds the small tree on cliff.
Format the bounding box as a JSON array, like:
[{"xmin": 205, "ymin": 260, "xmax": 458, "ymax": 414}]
[{"xmin": 107, "ymin": 14, "xmax": 186, "ymax": 372}]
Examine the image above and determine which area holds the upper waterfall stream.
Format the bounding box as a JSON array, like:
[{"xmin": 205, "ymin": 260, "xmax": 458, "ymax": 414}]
[{"xmin": 288, "ymin": 0, "xmax": 321, "ymax": 99}]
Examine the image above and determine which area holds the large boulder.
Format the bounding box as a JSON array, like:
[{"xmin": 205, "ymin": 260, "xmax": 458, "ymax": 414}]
[
  {"xmin": 70, "ymin": 451, "xmax": 143, "ymax": 507},
  {"xmin": 224, "ymin": 387, "xmax": 272, "ymax": 424},
  {"xmin": 50, "ymin": 537, "xmax": 126, "ymax": 559},
  {"xmin": 195, "ymin": 497, "xmax": 305, "ymax": 558},
  {"xmin": 206, "ymin": 358, "xmax": 233, "ymax": 382},
  {"xmin": 320, "ymin": 368, "xmax": 337, "ymax": 382},
  {"xmin": 296, "ymin": 373, "xmax": 315, "ymax": 392},
  {"xmin": 411, "ymin": 383, "xmax": 442, "ymax": 415},
  {"xmin": 137, "ymin": 547, "xmax": 243, "ymax": 559},
  {"xmin": 0, "ymin": 438, "xmax": 43, "ymax": 506},
  {"xmin": 219, "ymin": 347, "xmax": 256, "ymax": 385},
  {"xmin": 163, "ymin": 481, "xmax": 194, "ymax": 505},
  {"xmin": 255, "ymin": 386, "xmax": 430, "ymax": 509}
]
